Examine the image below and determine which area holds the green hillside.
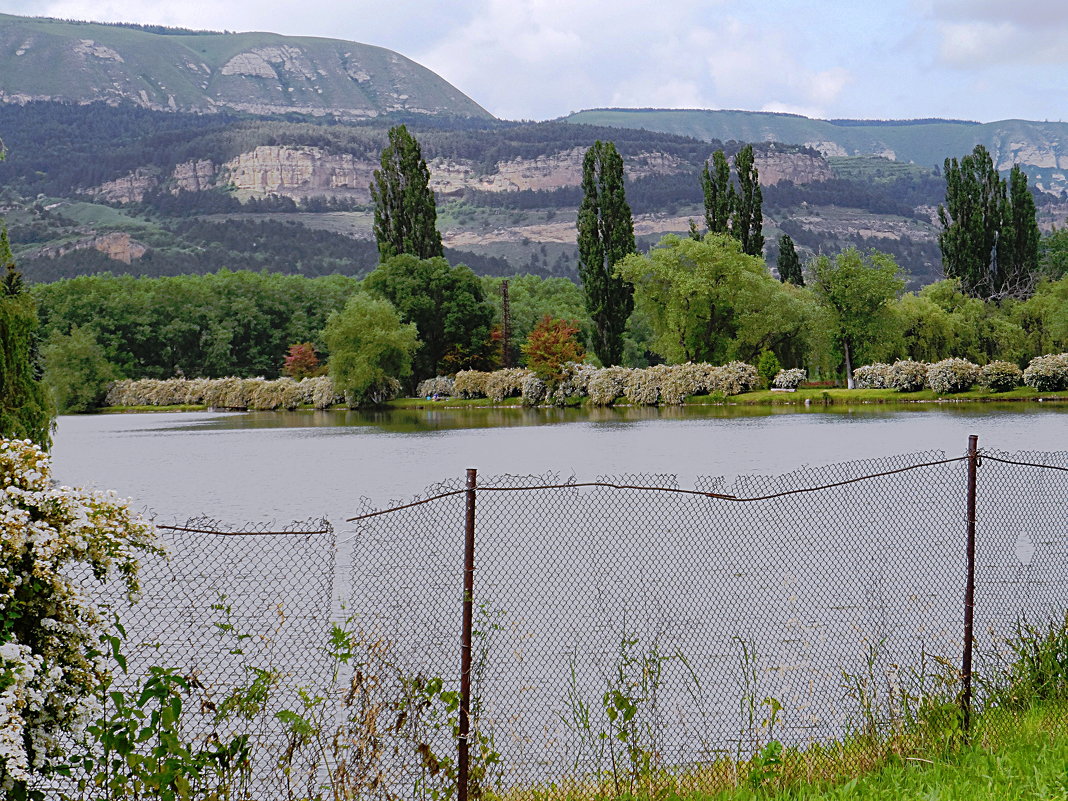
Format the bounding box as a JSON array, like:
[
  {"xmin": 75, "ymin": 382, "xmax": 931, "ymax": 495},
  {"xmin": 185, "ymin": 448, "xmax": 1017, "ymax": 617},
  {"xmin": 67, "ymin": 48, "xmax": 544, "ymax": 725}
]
[
  {"xmin": 566, "ymin": 109, "xmax": 1068, "ymax": 191},
  {"xmin": 0, "ymin": 13, "xmax": 492, "ymax": 120}
]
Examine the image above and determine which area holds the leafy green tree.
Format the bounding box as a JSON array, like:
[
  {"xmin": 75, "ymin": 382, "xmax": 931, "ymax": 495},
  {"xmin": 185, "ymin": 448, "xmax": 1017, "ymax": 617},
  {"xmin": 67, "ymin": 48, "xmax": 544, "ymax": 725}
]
[
  {"xmin": 323, "ymin": 293, "xmax": 419, "ymax": 406},
  {"xmin": 916, "ymin": 279, "xmax": 1027, "ymax": 364},
  {"xmin": 42, "ymin": 325, "xmax": 120, "ymax": 413},
  {"xmin": 731, "ymin": 144, "xmax": 764, "ymax": 257},
  {"xmin": 615, "ymin": 234, "xmax": 818, "ymax": 366},
  {"xmin": 1013, "ymin": 275, "xmax": 1068, "ymax": 357},
  {"xmin": 811, "ymin": 248, "xmax": 905, "ymax": 387},
  {"xmin": 577, "ymin": 140, "xmax": 636, "ymax": 366},
  {"xmin": 0, "ymin": 223, "xmax": 54, "ymax": 446},
  {"xmin": 1039, "ymin": 227, "xmax": 1068, "ymax": 279},
  {"xmin": 777, "ymin": 234, "xmax": 804, "ymax": 286},
  {"xmin": 370, "ymin": 124, "xmax": 443, "ymax": 262},
  {"xmin": 701, "ymin": 150, "xmax": 734, "ymax": 235},
  {"xmin": 363, "ymin": 254, "xmax": 495, "ymax": 380}
]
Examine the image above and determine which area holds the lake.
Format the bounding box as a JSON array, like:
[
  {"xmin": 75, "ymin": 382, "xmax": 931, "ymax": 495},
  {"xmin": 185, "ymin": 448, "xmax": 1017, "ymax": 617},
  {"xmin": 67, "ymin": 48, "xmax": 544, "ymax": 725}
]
[{"xmin": 51, "ymin": 402, "xmax": 1068, "ymax": 526}]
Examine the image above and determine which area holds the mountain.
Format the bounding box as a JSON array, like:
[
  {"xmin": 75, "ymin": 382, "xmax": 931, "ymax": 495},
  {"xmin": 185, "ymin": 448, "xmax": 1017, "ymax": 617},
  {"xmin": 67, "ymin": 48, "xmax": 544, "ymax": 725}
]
[
  {"xmin": 0, "ymin": 13, "xmax": 492, "ymax": 120},
  {"xmin": 0, "ymin": 102, "xmax": 956, "ymax": 286},
  {"xmin": 566, "ymin": 109, "xmax": 1068, "ymax": 196}
]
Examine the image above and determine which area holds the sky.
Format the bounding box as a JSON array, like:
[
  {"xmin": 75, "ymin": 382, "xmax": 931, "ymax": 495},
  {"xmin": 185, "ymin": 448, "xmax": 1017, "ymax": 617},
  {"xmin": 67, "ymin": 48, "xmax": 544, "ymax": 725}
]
[{"xmin": 2, "ymin": 0, "xmax": 1067, "ymax": 123}]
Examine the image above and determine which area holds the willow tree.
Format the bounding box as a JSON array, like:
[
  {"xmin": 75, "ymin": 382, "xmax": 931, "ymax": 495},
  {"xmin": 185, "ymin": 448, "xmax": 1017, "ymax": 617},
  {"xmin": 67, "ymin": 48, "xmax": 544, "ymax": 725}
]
[
  {"xmin": 370, "ymin": 124, "xmax": 443, "ymax": 262},
  {"xmin": 0, "ymin": 223, "xmax": 54, "ymax": 446},
  {"xmin": 577, "ymin": 140, "xmax": 635, "ymax": 365}
]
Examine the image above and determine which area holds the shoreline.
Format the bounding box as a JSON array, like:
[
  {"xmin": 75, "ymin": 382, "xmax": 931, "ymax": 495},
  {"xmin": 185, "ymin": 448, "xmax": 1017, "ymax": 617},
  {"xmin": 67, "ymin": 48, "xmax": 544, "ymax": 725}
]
[{"xmin": 97, "ymin": 387, "xmax": 1068, "ymax": 415}]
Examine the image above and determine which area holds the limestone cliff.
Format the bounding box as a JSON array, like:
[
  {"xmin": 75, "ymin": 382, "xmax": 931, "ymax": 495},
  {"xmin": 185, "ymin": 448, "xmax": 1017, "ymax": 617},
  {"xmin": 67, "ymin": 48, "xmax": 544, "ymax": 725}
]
[{"xmin": 91, "ymin": 144, "xmax": 836, "ymax": 203}]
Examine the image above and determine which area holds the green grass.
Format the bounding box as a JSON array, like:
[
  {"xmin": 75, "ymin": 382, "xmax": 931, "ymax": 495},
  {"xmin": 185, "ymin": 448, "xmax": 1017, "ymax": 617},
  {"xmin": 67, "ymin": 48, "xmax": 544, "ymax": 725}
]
[{"xmin": 686, "ymin": 704, "xmax": 1068, "ymax": 800}]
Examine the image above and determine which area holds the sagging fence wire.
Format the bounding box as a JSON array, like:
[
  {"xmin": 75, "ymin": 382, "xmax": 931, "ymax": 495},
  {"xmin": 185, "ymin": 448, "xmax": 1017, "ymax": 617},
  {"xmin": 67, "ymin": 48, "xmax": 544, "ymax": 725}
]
[{"xmin": 60, "ymin": 438, "xmax": 1068, "ymax": 801}]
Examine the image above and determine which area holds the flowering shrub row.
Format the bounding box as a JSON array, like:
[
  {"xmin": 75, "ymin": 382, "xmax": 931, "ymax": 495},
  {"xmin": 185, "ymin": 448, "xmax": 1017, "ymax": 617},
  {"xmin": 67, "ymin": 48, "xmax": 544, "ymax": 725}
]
[
  {"xmin": 851, "ymin": 354, "xmax": 1068, "ymax": 393},
  {"xmin": 0, "ymin": 439, "xmax": 159, "ymax": 793},
  {"xmin": 430, "ymin": 361, "xmax": 761, "ymax": 406},
  {"xmin": 105, "ymin": 376, "xmax": 344, "ymax": 410}
]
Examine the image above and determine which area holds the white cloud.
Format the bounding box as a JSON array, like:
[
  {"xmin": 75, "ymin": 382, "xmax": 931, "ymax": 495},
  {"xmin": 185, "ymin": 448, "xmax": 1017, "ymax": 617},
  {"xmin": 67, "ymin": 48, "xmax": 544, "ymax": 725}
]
[{"xmin": 925, "ymin": 0, "xmax": 1068, "ymax": 66}]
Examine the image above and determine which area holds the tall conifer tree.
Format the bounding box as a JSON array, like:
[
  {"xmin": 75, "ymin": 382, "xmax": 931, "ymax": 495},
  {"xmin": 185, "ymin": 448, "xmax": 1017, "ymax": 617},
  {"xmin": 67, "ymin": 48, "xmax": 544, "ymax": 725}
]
[
  {"xmin": 732, "ymin": 144, "xmax": 764, "ymax": 257},
  {"xmin": 777, "ymin": 234, "xmax": 804, "ymax": 286},
  {"xmin": 577, "ymin": 140, "xmax": 635, "ymax": 366},
  {"xmin": 938, "ymin": 145, "xmax": 1005, "ymax": 298},
  {"xmin": 997, "ymin": 165, "xmax": 1040, "ymax": 296},
  {"xmin": 370, "ymin": 125, "xmax": 443, "ymax": 262},
  {"xmin": 701, "ymin": 150, "xmax": 734, "ymax": 234}
]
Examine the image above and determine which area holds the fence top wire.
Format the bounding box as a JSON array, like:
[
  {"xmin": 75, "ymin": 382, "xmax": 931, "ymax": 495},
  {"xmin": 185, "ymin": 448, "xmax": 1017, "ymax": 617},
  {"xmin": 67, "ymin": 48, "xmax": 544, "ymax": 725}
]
[
  {"xmin": 157, "ymin": 515, "xmax": 333, "ymax": 536},
  {"xmin": 345, "ymin": 453, "xmax": 968, "ymax": 521},
  {"xmin": 980, "ymin": 453, "xmax": 1068, "ymax": 472}
]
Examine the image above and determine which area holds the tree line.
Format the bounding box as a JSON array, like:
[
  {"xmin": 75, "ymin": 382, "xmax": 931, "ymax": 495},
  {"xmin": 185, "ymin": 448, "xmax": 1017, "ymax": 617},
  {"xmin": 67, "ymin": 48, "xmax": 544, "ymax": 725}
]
[{"xmin": 5, "ymin": 127, "xmax": 1068, "ymax": 430}]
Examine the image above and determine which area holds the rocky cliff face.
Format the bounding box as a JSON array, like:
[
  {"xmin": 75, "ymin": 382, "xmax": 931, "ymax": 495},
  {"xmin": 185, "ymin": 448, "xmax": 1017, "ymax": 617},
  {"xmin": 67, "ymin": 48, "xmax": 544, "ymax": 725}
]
[
  {"xmin": 37, "ymin": 232, "xmax": 147, "ymax": 263},
  {"xmin": 754, "ymin": 150, "xmax": 834, "ymax": 185},
  {"xmin": 91, "ymin": 145, "xmax": 836, "ymax": 203}
]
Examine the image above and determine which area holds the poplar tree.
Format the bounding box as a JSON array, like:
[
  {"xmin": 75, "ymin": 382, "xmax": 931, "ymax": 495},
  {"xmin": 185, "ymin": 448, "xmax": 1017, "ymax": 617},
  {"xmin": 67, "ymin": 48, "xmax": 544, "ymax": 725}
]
[
  {"xmin": 997, "ymin": 165, "xmax": 1040, "ymax": 296},
  {"xmin": 777, "ymin": 234, "xmax": 804, "ymax": 286},
  {"xmin": 577, "ymin": 140, "xmax": 636, "ymax": 366},
  {"xmin": 701, "ymin": 150, "xmax": 733, "ymax": 234},
  {"xmin": 370, "ymin": 124, "xmax": 443, "ymax": 262},
  {"xmin": 0, "ymin": 222, "xmax": 54, "ymax": 447},
  {"xmin": 938, "ymin": 145, "xmax": 1006, "ymax": 298},
  {"xmin": 732, "ymin": 144, "xmax": 764, "ymax": 257}
]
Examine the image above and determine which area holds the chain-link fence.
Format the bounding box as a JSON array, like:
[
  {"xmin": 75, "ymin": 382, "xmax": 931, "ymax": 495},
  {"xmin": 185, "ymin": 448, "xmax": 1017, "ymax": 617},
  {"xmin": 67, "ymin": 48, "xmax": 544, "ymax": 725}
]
[
  {"xmin": 348, "ymin": 440, "xmax": 1068, "ymax": 798},
  {"xmin": 63, "ymin": 439, "xmax": 1068, "ymax": 800}
]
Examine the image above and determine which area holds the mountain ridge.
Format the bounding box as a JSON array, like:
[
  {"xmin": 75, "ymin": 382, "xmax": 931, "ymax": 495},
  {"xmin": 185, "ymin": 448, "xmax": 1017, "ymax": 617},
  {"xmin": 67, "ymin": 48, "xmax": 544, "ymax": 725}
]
[
  {"xmin": 565, "ymin": 108, "xmax": 1068, "ymax": 195},
  {"xmin": 0, "ymin": 12, "xmax": 492, "ymax": 120}
]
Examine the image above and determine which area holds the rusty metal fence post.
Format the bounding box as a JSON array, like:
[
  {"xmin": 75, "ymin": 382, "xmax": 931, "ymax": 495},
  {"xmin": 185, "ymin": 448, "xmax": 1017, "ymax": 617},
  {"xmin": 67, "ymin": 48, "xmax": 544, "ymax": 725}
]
[
  {"xmin": 961, "ymin": 434, "xmax": 979, "ymax": 734},
  {"xmin": 458, "ymin": 468, "xmax": 477, "ymax": 801}
]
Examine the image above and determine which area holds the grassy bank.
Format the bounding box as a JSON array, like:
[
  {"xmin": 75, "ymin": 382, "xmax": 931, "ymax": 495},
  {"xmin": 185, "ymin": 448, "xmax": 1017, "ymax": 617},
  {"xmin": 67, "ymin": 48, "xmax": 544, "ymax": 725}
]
[
  {"xmin": 391, "ymin": 386, "xmax": 1068, "ymax": 410},
  {"xmin": 689, "ymin": 704, "xmax": 1068, "ymax": 800},
  {"xmin": 96, "ymin": 386, "xmax": 1068, "ymax": 414}
]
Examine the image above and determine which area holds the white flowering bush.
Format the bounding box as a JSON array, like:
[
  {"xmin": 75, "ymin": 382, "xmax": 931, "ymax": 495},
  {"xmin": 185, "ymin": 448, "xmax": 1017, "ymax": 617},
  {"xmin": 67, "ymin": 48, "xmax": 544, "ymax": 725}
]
[
  {"xmin": 979, "ymin": 361, "xmax": 1024, "ymax": 393},
  {"xmin": 587, "ymin": 367, "xmax": 630, "ymax": 406},
  {"xmin": 416, "ymin": 376, "xmax": 456, "ymax": 399},
  {"xmin": 707, "ymin": 361, "xmax": 760, "ymax": 396},
  {"xmin": 453, "ymin": 370, "xmax": 489, "ymax": 399},
  {"xmin": 1023, "ymin": 353, "xmax": 1068, "ymax": 392},
  {"xmin": 772, "ymin": 368, "xmax": 807, "ymax": 389},
  {"xmin": 0, "ymin": 438, "xmax": 160, "ymax": 795},
  {"xmin": 548, "ymin": 363, "xmax": 596, "ymax": 406},
  {"xmin": 299, "ymin": 375, "xmax": 344, "ymax": 409},
  {"xmin": 106, "ymin": 377, "xmax": 336, "ymax": 410},
  {"xmin": 623, "ymin": 368, "xmax": 662, "ymax": 405},
  {"xmin": 853, "ymin": 363, "xmax": 893, "ymax": 389},
  {"xmin": 520, "ymin": 373, "xmax": 546, "ymax": 405},
  {"xmin": 887, "ymin": 360, "xmax": 928, "ymax": 393},
  {"xmin": 483, "ymin": 368, "xmax": 529, "ymax": 403},
  {"xmin": 927, "ymin": 358, "xmax": 980, "ymax": 394}
]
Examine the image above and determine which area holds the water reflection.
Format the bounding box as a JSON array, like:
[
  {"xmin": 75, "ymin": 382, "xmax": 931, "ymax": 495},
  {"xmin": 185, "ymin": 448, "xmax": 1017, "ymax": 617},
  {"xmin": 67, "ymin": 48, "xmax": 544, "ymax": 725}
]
[{"xmin": 141, "ymin": 399, "xmax": 1068, "ymax": 435}]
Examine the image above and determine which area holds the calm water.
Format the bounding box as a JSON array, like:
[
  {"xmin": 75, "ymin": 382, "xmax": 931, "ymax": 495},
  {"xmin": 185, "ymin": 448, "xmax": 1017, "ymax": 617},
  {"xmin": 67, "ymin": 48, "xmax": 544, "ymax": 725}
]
[{"xmin": 50, "ymin": 402, "xmax": 1068, "ymax": 526}]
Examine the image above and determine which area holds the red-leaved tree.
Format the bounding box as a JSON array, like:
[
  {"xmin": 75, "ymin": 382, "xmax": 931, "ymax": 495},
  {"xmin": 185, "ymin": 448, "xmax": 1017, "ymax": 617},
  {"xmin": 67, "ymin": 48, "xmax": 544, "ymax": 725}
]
[
  {"xmin": 521, "ymin": 316, "xmax": 585, "ymax": 384},
  {"xmin": 282, "ymin": 342, "xmax": 322, "ymax": 379}
]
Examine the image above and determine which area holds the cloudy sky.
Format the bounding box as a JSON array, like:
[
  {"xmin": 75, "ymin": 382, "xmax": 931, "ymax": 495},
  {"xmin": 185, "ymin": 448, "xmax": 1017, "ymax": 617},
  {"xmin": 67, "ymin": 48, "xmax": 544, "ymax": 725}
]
[{"xmin": 2, "ymin": 0, "xmax": 1066, "ymax": 122}]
